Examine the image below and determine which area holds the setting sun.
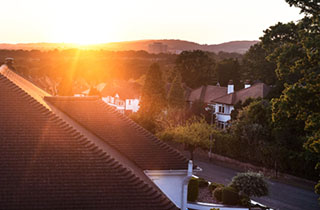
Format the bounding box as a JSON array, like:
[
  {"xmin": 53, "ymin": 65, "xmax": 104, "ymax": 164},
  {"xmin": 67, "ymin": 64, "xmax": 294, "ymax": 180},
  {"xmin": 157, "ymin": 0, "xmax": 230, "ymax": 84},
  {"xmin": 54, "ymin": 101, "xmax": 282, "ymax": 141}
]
[{"xmin": 48, "ymin": 1, "xmax": 117, "ymax": 45}]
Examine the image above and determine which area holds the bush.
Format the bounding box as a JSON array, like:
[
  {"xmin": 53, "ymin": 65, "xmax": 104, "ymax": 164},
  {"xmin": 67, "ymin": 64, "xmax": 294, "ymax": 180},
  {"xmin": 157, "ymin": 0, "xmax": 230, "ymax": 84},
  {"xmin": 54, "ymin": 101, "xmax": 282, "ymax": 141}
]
[
  {"xmin": 197, "ymin": 177, "xmax": 209, "ymax": 188},
  {"xmin": 209, "ymin": 182, "xmax": 225, "ymax": 192},
  {"xmin": 213, "ymin": 187, "xmax": 223, "ymax": 202},
  {"xmin": 156, "ymin": 129, "xmax": 175, "ymax": 142},
  {"xmin": 188, "ymin": 177, "xmax": 199, "ymax": 202},
  {"xmin": 222, "ymin": 186, "xmax": 239, "ymax": 205},
  {"xmin": 239, "ymin": 195, "xmax": 250, "ymax": 207},
  {"xmin": 229, "ymin": 172, "xmax": 268, "ymax": 198}
]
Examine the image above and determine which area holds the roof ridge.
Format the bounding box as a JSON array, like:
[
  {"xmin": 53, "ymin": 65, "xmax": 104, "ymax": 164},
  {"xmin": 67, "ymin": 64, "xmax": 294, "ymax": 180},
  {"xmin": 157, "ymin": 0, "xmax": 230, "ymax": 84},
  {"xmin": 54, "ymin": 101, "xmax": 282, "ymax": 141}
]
[
  {"xmin": 0, "ymin": 65, "xmax": 51, "ymax": 110},
  {"xmin": 0, "ymin": 74, "xmax": 177, "ymax": 209}
]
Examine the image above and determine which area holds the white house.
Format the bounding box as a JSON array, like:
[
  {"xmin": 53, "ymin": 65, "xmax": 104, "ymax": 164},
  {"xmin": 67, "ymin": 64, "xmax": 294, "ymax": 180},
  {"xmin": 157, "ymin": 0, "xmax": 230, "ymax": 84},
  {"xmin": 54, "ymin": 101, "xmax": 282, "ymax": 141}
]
[
  {"xmin": 187, "ymin": 81, "xmax": 271, "ymax": 129},
  {"xmin": 100, "ymin": 80, "xmax": 141, "ymax": 114},
  {"xmin": 211, "ymin": 80, "xmax": 271, "ymax": 129}
]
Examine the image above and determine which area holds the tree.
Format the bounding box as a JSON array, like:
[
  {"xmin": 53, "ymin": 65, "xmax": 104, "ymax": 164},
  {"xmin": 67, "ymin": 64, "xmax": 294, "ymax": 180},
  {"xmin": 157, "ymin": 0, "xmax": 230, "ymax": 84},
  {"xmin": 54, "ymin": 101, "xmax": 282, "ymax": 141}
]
[
  {"xmin": 268, "ymin": 0, "xmax": 320, "ymax": 199},
  {"xmin": 172, "ymin": 117, "xmax": 216, "ymax": 160},
  {"xmin": 175, "ymin": 50, "xmax": 216, "ymax": 88},
  {"xmin": 57, "ymin": 76, "xmax": 73, "ymax": 96},
  {"xmin": 135, "ymin": 63, "xmax": 167, "ymax": 133},
  {"xmin": 215, "ymin": 58, "xmax": 241, "ymax": 90},
  {"xmin": 241, "ymin": 43, "xmax": 277, "ymax": 85},
  {"xmin": 139, "ymin": 63, "xmax": 167, "ymax": 118},
  {"xmin": 167, "ymin": 72, "xmax": 185, "ymax": 109}
]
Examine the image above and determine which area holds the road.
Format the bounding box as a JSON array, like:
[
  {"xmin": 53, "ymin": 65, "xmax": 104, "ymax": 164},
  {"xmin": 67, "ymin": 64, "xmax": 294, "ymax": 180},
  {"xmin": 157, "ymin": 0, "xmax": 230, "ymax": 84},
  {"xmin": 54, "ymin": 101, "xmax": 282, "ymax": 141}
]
[{"xmin": 194, "ymin": 160, "xmax": 319, "ymax": 210}]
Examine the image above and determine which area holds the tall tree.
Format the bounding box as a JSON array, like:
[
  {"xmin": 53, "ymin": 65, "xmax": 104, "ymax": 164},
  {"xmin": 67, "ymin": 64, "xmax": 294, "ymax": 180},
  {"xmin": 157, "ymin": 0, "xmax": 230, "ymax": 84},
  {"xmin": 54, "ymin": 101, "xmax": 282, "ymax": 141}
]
[
  {"xmin": 241, "ymin": 43, "xmax": 277, "ymax": 85},
  {"xmin": 270, "ymin": 0, "xmax": 320, "ymax": 199},
  {"xmin": 167, "ymin": 72, "xmax": 185, "ymax": 109},
  {"xmin": 139, "ymin": 63, "xmax": 167, "ymax": 118},
  {"xmin": 175, "ymin": 50, "xmax": 216, "ymax": 88}
]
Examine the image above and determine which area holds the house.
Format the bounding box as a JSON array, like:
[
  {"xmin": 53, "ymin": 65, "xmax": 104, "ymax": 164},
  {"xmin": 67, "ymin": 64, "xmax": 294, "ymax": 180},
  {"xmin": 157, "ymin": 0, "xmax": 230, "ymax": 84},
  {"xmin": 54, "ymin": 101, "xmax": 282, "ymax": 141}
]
[
  {"xmin": 100, "ymin": 81, "xmax": 141, "ymax": 114},
  {"xmin": 211, "ymin": 80, "xmax": 271, "ymax": 129},
  {"xmin": 0, "ymin": 64, "xmax": 194, "ymax": 210},
  {"xmin": 187, "ymin": 81, "xmax": 270, "ymax": 129}
]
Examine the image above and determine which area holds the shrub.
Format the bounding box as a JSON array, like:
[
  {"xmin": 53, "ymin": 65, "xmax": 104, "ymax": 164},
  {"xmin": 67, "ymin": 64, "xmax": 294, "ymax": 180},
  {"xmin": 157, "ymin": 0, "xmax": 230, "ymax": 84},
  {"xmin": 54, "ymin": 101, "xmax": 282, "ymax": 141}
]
[
  {"xmin": 222, "ymin": 186, "xmax": 239, "ymax": 205},
  {"xmin": 239, "ymin": 195, "xmax": 250, "ymax": 207},
  {"xmin": 197, "ymin": 177, "xmax": 209, "ymax": 188},
  {"xmin": 209, "ymin": 182, "xmax": 225, "ymax": 192},
  {"xmin": 213, "ymin": 187, "xmax": 223, "ymax": 202},
  {"xmin": 156, "ymin": 129, "xmax": 175, "ymax": 142},
  {"xmin": 187, "ymin": 177, "xmax": 199, "ymax": 202},
  {"xmin": 229, "ymin": 172, "xmax": 268, "ymax": 198}
]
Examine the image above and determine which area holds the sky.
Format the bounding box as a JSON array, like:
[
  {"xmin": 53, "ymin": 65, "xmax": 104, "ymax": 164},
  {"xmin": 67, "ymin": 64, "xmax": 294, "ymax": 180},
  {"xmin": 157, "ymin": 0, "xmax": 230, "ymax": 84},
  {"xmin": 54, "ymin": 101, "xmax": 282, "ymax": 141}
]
[{"xmin": 0, "ymin": 0, "xmax": 303, "ymax": 45}]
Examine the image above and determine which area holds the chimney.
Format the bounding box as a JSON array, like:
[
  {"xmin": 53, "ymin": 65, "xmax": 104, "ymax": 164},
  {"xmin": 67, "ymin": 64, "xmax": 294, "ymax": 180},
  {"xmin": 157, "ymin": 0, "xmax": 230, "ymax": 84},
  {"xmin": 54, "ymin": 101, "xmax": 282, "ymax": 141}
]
[
  {"xmin": 227, "ymin": 80, "xmax": 234, "ymax": 94},
  {"xmin": 244, "ymin": 80, "xmax": 251, "ymax": 89}
]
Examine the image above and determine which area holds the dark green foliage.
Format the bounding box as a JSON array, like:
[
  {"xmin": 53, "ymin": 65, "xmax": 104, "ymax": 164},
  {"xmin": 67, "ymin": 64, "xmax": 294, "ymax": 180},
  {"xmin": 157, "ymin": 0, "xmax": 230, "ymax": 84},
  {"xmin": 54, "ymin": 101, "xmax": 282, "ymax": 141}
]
[
  {"xmin": 285, "ymin": 0, "xmax": 320, "ymax": 16},
  {"xmin": 139, "ymin": 63, "xmax": 167, "ymax": 118},
  {"xmin": 167, "ymin": 72, "xmax": 185, "ymax": 109},
  {"xmin": 187, "ymin": 177, "xmax": 199, "ymax": 202},
  {"xmin": 221, "ymin": 186, "xmax": 239, "ymax": 205},
  {"xmin": 230, "ymin": 172, "xmax": 268, "ymax": 198},
  {"xmin": 175, "ymin": 50, "xmax": 216, "ymax": 88},
  {"xmin": 197, "ymin": 177, "xmax": 209, "ymax": 188},
  {"xmin": 209, "ymin": 182, "xmax": 225, "ymax": 192},
  {"xmin": 215, "ymin": 58, "xmax": 241, "ymax": 90},
  {"xmin": 241, "ymin": 43, "xmax": 277, "ymax": 85},
  {"xmin": 186, "ymin": 99, "xmax": 214, "ymax": 123},
  {"xmin": 239, "ymin": 195, "xmax": 250, "ymax": 207},
  {"xmin": 213, "ymin": 187, "xmax": 223, "ymax": 202},
  {"xmin": 266, "ymin": 0, "xmax": 320, "ymax": 198}
]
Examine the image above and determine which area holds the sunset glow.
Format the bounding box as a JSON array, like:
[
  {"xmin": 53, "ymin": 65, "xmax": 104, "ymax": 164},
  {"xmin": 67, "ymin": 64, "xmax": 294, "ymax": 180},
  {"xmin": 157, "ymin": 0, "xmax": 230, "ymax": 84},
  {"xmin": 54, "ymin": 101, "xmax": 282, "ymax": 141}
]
[{"xmin": 1, "ymin": 0, "xmax": 302, "ymax": 45}]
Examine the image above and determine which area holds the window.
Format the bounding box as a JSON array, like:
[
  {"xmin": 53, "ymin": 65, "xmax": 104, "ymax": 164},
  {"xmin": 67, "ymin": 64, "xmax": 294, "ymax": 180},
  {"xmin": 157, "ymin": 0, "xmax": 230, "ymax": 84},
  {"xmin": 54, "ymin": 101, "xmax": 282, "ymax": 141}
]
[{"xmin": 218, "ymin": 106, "xmax": 224, "ymax": 113}]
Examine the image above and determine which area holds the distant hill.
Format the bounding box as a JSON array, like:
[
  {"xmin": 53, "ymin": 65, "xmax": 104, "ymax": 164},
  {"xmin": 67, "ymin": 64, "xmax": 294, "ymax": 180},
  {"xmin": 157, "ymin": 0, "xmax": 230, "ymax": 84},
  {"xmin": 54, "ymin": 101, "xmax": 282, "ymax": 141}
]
[{"xmin": 0, "ymin": 40, "xmax": 258, "ymax": 54}]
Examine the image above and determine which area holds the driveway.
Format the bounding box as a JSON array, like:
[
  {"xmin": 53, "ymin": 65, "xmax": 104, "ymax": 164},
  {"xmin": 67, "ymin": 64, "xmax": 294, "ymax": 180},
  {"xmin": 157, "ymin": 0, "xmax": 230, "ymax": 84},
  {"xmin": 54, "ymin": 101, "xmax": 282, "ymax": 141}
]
[{"xmin": 194, "ymin": 160, "xmax": 319, "ymax": 210}]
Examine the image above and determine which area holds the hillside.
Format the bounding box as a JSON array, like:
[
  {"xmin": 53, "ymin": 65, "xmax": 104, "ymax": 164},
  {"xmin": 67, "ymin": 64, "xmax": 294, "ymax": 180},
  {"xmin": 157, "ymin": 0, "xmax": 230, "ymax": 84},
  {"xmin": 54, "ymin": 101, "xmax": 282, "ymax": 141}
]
[{"xmin": 0, "ymin": 40, "xmax": 258, "ymax": 54}]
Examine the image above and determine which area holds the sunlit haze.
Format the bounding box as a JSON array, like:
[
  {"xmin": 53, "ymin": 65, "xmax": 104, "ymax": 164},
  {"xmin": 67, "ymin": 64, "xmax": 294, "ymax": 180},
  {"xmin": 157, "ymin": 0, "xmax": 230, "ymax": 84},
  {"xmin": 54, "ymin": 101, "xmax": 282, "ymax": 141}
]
[{"xmin": 1, "ymin": 0, "xmax": 303, "ymax": 45}]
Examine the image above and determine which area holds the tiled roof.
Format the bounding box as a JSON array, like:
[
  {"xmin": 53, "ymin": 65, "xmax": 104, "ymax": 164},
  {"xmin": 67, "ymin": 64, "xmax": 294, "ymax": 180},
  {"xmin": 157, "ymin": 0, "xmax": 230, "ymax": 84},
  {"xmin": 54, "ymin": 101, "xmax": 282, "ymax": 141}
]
[
  {"xmin": 0, "ymin": 71, "xmax": 178, "ymax": 209},
  {"xmin": 188, "ymin": 85, "xmax": 227, "ymax": 103},
  {"xmin": 45, "ymin": 96, "xmax": 189, "ymax": 170},
  {"xmin": 212, "ymin": 83, "xmax": 271, "ymax": 105}
]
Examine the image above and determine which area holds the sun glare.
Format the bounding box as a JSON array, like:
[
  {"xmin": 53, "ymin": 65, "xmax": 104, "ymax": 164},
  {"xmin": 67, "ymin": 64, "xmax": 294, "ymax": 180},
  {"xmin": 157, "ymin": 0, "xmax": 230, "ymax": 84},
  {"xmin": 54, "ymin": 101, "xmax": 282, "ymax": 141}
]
[{"xmin": 49, "ymin": 1, "xmax": 118, "ymax": 45}]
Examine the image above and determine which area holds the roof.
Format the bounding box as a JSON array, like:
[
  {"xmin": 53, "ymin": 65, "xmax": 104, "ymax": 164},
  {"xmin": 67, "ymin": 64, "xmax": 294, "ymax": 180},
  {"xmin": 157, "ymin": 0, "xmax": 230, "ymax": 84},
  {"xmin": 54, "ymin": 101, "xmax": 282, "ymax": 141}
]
[
  {"xmin": 212, "ymin": 83, "xmax": 271, "ymax": 105},
  {"xmin": 45, "ymin": 96, "xmax": 189, "ymax": 170},
  {"xmin": 0, "ymin": 65, "xmax": 180, "ymax": 210},
  {"xmin": 188, "ymin": 85, "xmax": 227, "ymax": 103}
]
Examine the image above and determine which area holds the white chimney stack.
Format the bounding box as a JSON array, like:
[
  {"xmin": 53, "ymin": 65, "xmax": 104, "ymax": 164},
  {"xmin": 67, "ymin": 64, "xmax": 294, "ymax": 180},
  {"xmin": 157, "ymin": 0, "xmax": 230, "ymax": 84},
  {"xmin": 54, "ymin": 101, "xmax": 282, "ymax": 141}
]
[
  {"xmin": 227, "ymin": 80, "xmax": 234, "ymax": 94},
  {"xmin": 244, "ymin": 80, "xmax": 251, "ymax": 89}
]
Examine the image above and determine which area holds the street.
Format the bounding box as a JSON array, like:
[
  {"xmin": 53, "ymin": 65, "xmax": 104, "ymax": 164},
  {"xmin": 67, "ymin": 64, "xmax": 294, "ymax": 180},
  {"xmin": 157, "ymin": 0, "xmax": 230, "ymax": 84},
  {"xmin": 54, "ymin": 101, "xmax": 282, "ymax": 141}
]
[{"xmin": 194, "ymin": 160, "xmax": 319, "ymax": 210}]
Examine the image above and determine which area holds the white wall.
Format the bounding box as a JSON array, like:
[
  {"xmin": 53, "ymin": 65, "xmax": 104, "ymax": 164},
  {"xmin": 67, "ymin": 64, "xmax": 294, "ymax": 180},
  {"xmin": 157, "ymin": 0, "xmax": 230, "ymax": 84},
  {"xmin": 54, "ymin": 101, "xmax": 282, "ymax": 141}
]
[
  {"xmin": 125, "ymin": 98, "xmax": 140, "ymax": 112},
  {"xmin": 216, "ymin": 113, "xmax": 231, "ymax": 122},
  {"xmin": 214, "ymin": 103, "xmax": 234, "ymax": 123},
  {"xmin": 145, "ymin": 170, "xmax": 187, "ymax": 208}
]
